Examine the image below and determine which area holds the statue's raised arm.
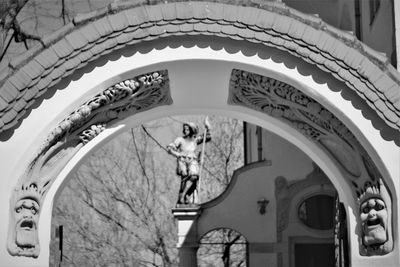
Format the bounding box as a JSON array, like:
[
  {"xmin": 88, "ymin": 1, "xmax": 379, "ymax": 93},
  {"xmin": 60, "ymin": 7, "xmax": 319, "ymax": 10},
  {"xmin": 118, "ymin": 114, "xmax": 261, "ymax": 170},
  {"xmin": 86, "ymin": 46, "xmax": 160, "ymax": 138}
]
[{"xmin": 196, "ymin": 117, "xmax": 211, "ymax": 145}]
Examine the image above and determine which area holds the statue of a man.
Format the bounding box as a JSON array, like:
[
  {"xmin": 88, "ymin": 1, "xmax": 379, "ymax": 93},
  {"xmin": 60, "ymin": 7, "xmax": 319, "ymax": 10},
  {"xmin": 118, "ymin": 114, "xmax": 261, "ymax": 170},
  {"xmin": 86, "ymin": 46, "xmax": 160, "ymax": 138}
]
[{"xmin": 167, "ymin": 119, "xmax": 211, "ymax": 205}]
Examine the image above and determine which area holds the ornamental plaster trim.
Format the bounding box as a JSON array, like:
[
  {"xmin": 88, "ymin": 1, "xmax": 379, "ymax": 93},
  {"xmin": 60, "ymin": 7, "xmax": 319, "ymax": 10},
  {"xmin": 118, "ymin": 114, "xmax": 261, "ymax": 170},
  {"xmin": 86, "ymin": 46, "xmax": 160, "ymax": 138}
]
[
  {"xmin": 7, "ymin": 70, "xmax": 171, "ymax": 258},
  {"xmin": 0, "ymin": 1, "xmax": 399, "ymax": 140}
]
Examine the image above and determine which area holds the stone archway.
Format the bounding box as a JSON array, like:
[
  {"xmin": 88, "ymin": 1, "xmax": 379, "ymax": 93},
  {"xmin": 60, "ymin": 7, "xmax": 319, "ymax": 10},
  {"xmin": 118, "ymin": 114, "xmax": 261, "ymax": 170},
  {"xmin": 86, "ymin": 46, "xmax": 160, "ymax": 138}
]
[{"xmin": 0, "ymin": 2, "xmax": 399, "ymax": 267}]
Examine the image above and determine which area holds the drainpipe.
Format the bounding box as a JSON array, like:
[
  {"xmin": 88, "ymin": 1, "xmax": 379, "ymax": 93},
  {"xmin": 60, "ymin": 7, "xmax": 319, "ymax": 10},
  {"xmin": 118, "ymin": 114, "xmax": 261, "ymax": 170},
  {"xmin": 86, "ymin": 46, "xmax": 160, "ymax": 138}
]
[
  {"xmin": 256, "ymin": 126, "xmax": 263, "ymax": 161},
  {"xmin": 354, "ymin": 0, "xmax": 362, "ymax": 40},
  {"xmin": 393, "ymin": 0, "xmax": 400, "ymax": 70}
]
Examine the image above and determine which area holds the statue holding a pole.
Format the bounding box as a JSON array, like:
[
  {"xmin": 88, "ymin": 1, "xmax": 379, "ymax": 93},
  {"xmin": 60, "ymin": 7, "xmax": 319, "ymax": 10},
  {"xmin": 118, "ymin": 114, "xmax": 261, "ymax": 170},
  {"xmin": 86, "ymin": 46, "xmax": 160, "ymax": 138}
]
[{"xmin": 167, "ymin": 117, "xmax": 211, "ymax": 205}]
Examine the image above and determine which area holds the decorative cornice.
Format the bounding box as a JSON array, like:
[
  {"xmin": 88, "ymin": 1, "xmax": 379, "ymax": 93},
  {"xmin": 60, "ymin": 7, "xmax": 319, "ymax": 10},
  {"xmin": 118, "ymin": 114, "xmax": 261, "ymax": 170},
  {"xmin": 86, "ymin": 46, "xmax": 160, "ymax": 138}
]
[{"xmin": 0, "ymin": 1, "xmax": 399, "ymax": 139}]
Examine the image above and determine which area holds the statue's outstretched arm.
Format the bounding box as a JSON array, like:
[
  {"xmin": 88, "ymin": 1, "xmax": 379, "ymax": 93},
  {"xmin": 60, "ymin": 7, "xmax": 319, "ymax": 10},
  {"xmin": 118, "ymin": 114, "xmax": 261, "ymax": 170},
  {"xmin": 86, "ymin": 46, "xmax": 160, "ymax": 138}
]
[{"xmin": 167, "ymin": 140, "xmax": 181, "ymax": 158}]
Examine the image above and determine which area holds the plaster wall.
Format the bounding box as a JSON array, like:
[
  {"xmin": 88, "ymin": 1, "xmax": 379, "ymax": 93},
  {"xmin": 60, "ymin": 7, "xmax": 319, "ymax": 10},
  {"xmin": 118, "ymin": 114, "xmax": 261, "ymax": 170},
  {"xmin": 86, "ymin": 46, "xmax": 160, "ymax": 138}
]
[
  {"xmin": 245, "ymin": 125, "xmax": 314, "ymax": 181},
  {"xmin": 197, "ymin": 160, "xmax": 328, "ymax": 266},
  {"xmin": 249, "ymin": 253, "xmax": 277, "ymax": 267},
  {"xmin": 198, "ymin": 163, "xmax": 277, "ymax": 243},
  {"xmin": 0, "ymin": 45, "xmax": 398, "ymax": 266}
]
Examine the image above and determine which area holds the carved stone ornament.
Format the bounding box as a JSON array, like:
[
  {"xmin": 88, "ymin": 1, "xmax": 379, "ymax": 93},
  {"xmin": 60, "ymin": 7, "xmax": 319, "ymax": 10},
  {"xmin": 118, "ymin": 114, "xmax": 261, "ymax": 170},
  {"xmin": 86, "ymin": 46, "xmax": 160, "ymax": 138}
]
[
  {"xmin": 7, "ymin": 70, "xmax": 171, "ymax": 258},
  {"xmin": 357, "ymin": 178, "xmax": 393, "ymax": 256}
]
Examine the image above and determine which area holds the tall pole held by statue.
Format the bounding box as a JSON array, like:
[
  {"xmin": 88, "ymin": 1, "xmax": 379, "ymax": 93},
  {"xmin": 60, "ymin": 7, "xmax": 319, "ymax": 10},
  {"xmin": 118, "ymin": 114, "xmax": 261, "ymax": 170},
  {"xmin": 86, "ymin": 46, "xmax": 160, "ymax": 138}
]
[{"xmin": 197, "ymin": 116, "xmax": 208, "ymax": 203}]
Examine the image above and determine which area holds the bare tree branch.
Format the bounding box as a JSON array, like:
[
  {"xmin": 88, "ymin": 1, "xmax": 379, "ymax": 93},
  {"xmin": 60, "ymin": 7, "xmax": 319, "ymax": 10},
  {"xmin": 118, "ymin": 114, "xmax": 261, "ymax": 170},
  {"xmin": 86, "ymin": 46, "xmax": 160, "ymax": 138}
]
[
  {"xmin": 52, "ymin": 116, "xmax": 244, "ymax": 266},
  {"xmin": 0, "ymin": 0, "xmax": 44, "ymax": 61},
  {"xmin": 61, "ymin": 0, "xmax": 68, "ymax": 25}
]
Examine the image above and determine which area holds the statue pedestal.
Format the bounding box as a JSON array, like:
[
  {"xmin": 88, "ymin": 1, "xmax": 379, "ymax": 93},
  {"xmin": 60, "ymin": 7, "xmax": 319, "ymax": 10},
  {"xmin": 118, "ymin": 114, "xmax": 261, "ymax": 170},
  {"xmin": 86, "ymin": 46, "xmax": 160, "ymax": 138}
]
[{"xmin": 172, "ymin": 206, "xmax": 202, "ymax": 267}]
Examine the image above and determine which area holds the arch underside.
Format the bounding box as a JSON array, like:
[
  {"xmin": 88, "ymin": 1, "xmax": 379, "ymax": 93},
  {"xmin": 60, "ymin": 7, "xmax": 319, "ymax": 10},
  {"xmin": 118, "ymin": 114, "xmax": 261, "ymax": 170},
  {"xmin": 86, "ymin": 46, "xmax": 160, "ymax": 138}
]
[{"xmin": 2, "ymin": 1, "xmax": 398, "ymax": 260}]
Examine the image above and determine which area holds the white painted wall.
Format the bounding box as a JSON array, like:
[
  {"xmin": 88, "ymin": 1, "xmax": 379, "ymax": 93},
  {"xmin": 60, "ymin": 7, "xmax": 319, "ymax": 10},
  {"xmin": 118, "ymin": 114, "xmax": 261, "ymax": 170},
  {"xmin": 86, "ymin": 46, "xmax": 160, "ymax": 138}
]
[
  {"xmin": 199, "ymin": 163, "xmax": 277, "ymax": 243},
  {"xmin": 245, "ymin": 125, "xmax": 315, "ymax": 181}
]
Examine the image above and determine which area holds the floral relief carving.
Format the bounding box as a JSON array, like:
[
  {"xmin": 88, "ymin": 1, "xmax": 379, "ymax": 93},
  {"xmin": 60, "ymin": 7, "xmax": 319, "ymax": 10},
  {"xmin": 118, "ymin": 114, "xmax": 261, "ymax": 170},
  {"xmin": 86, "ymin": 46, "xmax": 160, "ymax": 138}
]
[{"xmin": 7, "ymin": 70, "xmax": 171, "ymax": 258}]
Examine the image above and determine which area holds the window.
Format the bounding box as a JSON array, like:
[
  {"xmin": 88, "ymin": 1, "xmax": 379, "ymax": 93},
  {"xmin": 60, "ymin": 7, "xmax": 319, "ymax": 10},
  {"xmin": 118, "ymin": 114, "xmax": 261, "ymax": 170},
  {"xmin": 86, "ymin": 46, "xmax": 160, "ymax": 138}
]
[
  {"xmin": 298, "ymin": 195, "xmax": 334, "ymax": 230},
  {"xmin": 198, "ymin": 229, "xmax": 247, "ymax": 267}
]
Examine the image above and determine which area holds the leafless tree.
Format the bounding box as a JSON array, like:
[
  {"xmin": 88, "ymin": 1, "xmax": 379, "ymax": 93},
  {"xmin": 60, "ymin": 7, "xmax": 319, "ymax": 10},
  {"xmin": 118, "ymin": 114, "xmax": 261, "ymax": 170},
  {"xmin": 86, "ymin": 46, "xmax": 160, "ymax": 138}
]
[
  {"xmin": 51, "ymin": 115, "xmax": 245, "ymax": 266},
  {"xmin": 0, "ymin": 0, "xmax": 45, "ymax": 61}
]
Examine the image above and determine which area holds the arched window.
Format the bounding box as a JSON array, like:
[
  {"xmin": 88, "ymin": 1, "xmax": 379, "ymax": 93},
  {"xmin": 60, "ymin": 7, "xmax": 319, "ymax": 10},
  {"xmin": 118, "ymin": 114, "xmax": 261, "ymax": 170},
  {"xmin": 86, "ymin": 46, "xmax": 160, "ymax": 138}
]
[
  {"xmin": 298, "ymin": 194, "xmax": 335, "ymax": 230},
  {"xmin": 198, "ymin": 228, "xmax": 248, "ymax": 267}
]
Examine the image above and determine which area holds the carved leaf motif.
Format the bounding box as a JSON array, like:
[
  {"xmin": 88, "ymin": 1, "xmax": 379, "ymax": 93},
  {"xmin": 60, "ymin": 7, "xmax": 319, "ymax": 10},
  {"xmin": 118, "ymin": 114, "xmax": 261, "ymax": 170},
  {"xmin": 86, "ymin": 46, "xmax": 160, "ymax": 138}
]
[{"xmin": 229, "ymin": 69, "xmax": 333, "ymax": 141}]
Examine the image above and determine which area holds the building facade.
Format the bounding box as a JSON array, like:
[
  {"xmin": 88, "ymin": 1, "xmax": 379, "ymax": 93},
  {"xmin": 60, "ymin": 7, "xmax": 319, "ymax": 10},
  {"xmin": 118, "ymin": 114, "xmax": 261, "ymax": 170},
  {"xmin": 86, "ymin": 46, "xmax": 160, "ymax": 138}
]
[{"xmin": 0, "ymin": 0, "xmax": 399, "ymax": 266}]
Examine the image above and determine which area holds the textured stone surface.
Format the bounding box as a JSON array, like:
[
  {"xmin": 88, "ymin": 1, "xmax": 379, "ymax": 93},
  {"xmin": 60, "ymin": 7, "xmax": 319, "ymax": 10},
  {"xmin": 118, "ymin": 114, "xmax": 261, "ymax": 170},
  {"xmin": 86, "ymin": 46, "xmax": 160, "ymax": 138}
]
[{"xmin": 0, "ymin": 1, "xmax": 399, "ymax": 135}]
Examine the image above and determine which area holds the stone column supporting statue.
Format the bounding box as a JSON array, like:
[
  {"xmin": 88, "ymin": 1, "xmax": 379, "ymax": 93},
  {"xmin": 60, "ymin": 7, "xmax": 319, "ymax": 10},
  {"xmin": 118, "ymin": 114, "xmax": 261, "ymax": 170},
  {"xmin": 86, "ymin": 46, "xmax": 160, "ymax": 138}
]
[{"xmin": 172, "ymin": 206, "xmax": 202, "ymax": 267}]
